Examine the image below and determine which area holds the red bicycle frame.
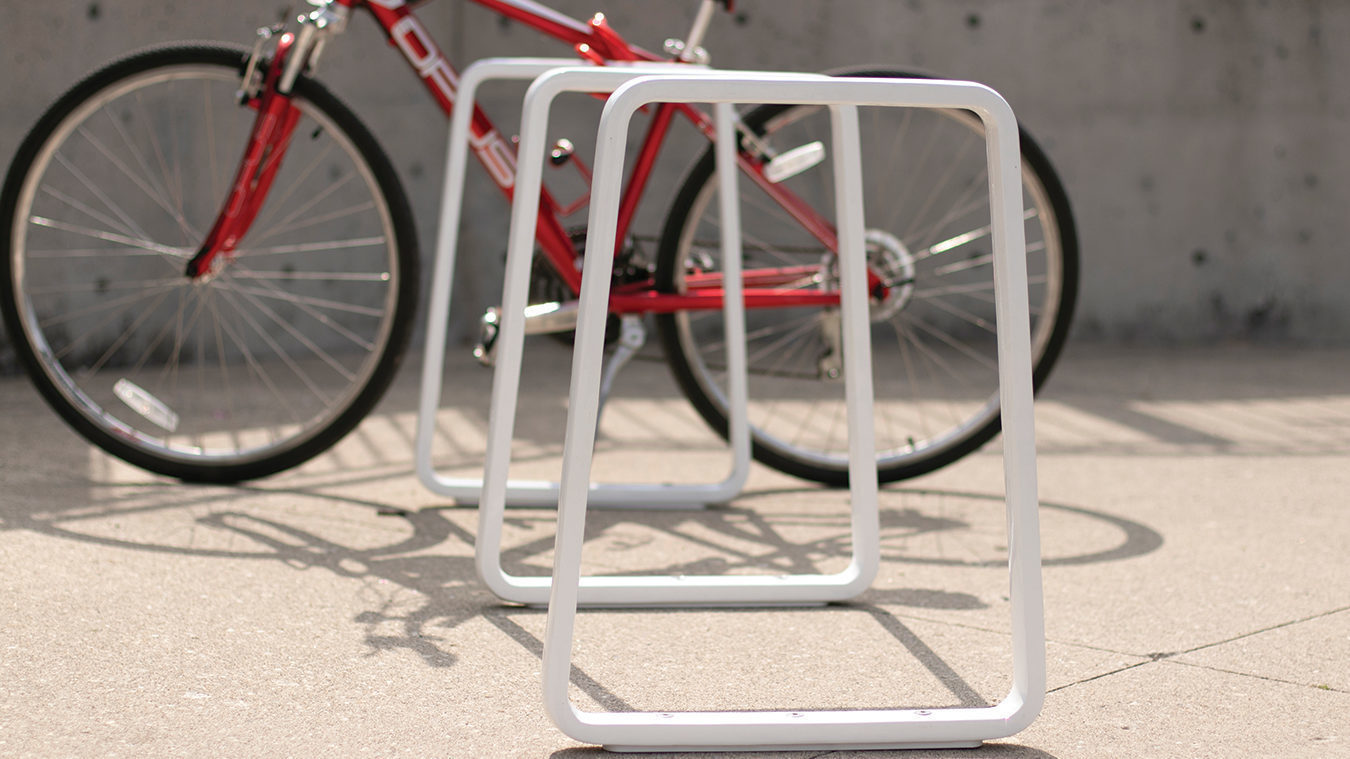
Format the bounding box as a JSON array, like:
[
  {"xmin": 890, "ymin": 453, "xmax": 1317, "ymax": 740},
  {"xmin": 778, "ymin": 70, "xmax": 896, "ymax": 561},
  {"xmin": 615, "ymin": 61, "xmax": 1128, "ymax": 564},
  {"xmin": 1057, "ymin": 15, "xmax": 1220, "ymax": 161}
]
[{"xmin": 191, "ymin": 0, "xmax": 881, "ymax": 312}]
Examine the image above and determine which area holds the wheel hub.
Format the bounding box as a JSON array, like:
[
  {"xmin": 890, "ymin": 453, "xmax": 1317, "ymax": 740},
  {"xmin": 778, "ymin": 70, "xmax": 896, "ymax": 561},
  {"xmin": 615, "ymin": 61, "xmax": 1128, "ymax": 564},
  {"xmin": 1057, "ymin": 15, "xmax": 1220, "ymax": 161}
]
[{"xmin": 865, "ymin": 229, "xmax": 915, "ymax": 322}]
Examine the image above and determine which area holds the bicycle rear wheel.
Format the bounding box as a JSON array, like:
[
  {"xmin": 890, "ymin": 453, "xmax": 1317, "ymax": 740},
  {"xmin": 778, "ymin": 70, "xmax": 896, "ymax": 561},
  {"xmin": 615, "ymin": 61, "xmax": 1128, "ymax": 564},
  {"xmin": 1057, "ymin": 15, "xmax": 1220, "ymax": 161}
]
[
  {"xmin": 655, "ymin": 68, "xmax": 1078, "ymax": 485},
  {"xmin": 0, "ymin": 44, "xmax": 419, "ymax": 482}
]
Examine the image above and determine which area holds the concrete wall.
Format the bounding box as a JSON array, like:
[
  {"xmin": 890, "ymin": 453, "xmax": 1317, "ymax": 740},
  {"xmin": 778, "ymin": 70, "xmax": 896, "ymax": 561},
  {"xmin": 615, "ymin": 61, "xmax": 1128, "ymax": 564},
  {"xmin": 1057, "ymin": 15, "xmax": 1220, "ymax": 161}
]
[{"xmin": 2, "ymin": 0, "xmax": 1349, "ymax": 371}]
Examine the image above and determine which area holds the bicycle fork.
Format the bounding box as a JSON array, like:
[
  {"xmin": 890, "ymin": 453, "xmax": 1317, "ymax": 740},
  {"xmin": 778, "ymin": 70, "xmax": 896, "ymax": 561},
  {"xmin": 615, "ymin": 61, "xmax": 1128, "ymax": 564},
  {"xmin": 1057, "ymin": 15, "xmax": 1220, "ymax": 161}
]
[{"xmin": 184, "ymin": 2, "xmax": 349, "ymax": 280}]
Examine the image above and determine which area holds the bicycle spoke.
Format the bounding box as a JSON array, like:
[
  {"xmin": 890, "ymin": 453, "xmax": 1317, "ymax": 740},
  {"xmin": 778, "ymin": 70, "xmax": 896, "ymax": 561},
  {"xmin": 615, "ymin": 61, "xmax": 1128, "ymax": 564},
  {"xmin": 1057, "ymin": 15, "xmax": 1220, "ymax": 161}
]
[
  {"xmin": 36, "ymin": 279, "xmax": 181, "ymax": 331},
  {"xmin": 253, "ymin": 200, "xmax": 377, "ymax": 242},
  {"xmin": 895, "ymin": 324, "xmax": 969, "ymax": 430},
  {"xmin": 769, "ymin": 318, "xmax": 828, "ymax": 382},
  {"xmin": 26, "ymin": 247, "xmax": 172, "ymax": 259},
  {"xmin": 115, "ymin": 96, "xmax": 197, "ymax": 242},
  {"xmin": 250, "ymin": 139, "xmax": 339, "ymax": 236},
  {"xmin": 872, "ymin": 107, "xmax": 913, "ymax": 206},
  {"xmin": 697, "ymin": 207, "xmax": 805, "ymax": 271},
  {"xmin": 230, "ymin": 269, "xmax": 390, "ymax": 282},
  {"xmin": 211, "ymin": 291, "xmax": 307, "ymax": 427},
  {"xmin": 891, "ymin": 131, "xmax": 979, "ymax": 238},
  {"xmin": 230, "ymin": 266, "xmax": 381, "ymax": 351},
  {"xmin": 225, "ymin": 281, "xmax": 386, "ymax": 319},
  {"xmin": 29, "ymin": 215, "xmax": 191, "ymax": 258},
  {"xmin": 921, "ymin": 296, "xmax": 996, "ymax": 335},
  {"xmin": 66, "ymin": 286, "xmax": 176, "ymax": 370},
  {"xmin": 218, "ymin": 277, "xmax": 361, "ymax": 382},
  {"xmin": 890, "ymin": 317, "xmax": 930, "ymax": 446},
  {"xmin": 37, "ymin": 185, "xmax": 145, "ymax": 242},
  {"xmin": 149, "ymin": 286, "xmax": 214, "ymax": 414},
  {"xmin": 133, "ymin": 284, "xmax": 194, "ymax": 379},
  {"xmin": 23, "ymin": 276, "xmax": 186, "ymax": 296},
  {"xmin": 746, "ymin": 319, "xmax": 829, "ymax": 447},
  {"xmin": 216, "ymin": 285, "xmax": 335, "ymax": 405},
  {"xmin": 689, "ymin": 314, "xmax": 818, "ymax": 358},
  {"xmin": 906, "ymin": 176, "xmax": 988, "ymax": 256},
  {"xmin": 209, "ymin": 294, "xmax": 240, "ymax": 441},
  {"xmin": 914, "ymin": 274, "xmax": 1048, "ymax": 309},
  {"xmin": 251, "ymin": 169, "xmax": 356, "ymax": 243},
  {"xmin": 76, "ymin": 125, "xmax": 192, "ymax": 239},
  {"xmin": 234, "ymin": 235, "xmax": 387, "ymax": 257},
  {"xmin": 130, "ymin": 89, "xmax": 190, "ymax": 231},
  {"xmin": 204, "ymin": 80, "xmax": 223, "ymax": 204},
  {"xmin": 744, "ymin": 313, "xmax": 821, "ymax": 370},
  {"xmin": 933, "ymin": 253, "xmax": 995, "ymax": 278},
  {"xmin": 907, "ymin": 313, "xmax": 998, "ymax": 371},
  {"xmin": 918, "ymin": 207, "xmax": 1040, "ymax": 263},
  {"xmin": 51, "ymin": 151, "xmax": 152, "ymax": 241},
  {"xmin": 888, "ymin": 114, "xmax": 946, "ymax": 230},
  {"xmin": 923, "ymin": 224, "xmax": 992, "ymax": 263}
]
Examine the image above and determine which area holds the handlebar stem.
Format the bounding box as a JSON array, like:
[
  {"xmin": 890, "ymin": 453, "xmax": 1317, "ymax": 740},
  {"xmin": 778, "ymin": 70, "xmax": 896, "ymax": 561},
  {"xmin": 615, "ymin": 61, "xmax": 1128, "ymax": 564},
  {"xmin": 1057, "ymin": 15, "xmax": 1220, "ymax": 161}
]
[{"xmin": 279, "ymin": 0, "xmax": 350, "ymax": 92}]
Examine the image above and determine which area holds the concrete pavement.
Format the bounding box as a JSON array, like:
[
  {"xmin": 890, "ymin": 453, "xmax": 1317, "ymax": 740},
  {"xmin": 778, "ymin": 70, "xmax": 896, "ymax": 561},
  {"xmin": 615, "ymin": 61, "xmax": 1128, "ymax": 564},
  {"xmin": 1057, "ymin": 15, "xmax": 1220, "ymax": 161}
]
[{"xmin": 1, "ymin": 342, "xmax": 1347, "ymax": 757}]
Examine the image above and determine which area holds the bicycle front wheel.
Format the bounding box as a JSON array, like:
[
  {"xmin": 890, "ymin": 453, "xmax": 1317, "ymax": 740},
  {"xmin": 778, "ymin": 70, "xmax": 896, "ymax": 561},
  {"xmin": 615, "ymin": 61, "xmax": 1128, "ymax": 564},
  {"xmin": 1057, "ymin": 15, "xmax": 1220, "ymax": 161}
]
[
  {"xmin": 655, "ymin": 68, "xmax": 1078, "ymax": 485},
  {"xmin": 0, "ymin": 44, "xmax": 419, "ymax": 482}
]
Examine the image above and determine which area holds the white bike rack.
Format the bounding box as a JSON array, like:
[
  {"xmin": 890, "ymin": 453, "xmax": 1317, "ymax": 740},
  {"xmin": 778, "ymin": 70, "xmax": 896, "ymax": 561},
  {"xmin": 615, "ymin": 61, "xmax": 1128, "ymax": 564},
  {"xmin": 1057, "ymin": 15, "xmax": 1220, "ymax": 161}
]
[
  {"xmin": 535, "ymin": 71, "xmax": 1046, "ymax": 751},
  {"xmin": 424, "ymin": 60, "xmax": 873, "ymax": 607},
  {"xmin": 416, "ymin": 58, "xmax": 751, "ymax": 511}
]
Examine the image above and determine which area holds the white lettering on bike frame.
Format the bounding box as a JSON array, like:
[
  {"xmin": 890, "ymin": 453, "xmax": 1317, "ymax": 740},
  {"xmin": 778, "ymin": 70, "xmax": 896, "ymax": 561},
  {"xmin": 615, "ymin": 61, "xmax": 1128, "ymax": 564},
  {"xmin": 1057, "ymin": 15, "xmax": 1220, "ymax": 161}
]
[
  {"xmin": 387, "ymin": 13, "xmax": 517, "ymax": 187},
  {"xmin": 468, "ymin": 129, "xmax": 518, "ymax": 189},
  {"xmin": 390, "ymin": 17, "xmax": 460, "ymax": 104}
]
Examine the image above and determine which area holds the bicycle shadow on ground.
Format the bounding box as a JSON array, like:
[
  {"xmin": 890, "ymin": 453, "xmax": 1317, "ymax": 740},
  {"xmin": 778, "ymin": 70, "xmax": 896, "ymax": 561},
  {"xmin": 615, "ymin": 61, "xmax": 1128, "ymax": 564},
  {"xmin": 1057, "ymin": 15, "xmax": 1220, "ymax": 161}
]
[{"xmin": 0, "ymin": 465, "xmax": 1161, "ymax": 717}]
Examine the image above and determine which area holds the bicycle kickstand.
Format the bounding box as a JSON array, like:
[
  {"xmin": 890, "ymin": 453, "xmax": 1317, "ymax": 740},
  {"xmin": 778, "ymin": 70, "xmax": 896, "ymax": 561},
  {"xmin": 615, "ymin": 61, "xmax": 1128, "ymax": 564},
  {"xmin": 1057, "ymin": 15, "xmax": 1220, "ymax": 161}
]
[{"xmin": 595, "ymin": 314, "xmax": 646, "ymax": 431}]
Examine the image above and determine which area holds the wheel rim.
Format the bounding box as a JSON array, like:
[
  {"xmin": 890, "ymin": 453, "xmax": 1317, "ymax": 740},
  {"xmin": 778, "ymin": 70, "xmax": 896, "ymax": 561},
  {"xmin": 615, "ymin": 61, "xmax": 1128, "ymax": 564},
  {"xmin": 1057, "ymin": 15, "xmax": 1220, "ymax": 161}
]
[
  {"xmin": 8, "ymin": 63, "xmax": 402, "ymax": 469},
  {"xmin": 669, "ymin": 105, "xmax": 1065, "ymax": 474}
]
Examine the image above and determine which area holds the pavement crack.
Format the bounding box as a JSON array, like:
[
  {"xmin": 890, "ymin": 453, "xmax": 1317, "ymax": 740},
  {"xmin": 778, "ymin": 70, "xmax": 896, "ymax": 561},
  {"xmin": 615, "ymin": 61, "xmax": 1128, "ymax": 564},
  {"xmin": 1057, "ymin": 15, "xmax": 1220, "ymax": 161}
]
[
  {"xmin": 1048, "ymin": 606, "xmax": 1350, "ymax": 695},
  {"xmin": 1174, "ymin": 604, "xmax": 1350, "ymax": 658},
  {"xmin": 1047, "ymin": 660, "xmax": 1154, "ymax": 694},
  {"xmin": 1166, "ymin": 659, "xmax": 1350, "ymax": 694}
]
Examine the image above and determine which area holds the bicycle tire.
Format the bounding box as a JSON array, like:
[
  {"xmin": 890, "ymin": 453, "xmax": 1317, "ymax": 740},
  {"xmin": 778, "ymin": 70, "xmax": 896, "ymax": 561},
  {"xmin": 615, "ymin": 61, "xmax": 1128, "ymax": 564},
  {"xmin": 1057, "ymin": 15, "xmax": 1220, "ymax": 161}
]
[
  {"xmin": 654, "ymin": 68, "xmax": 1078, "ymax": 485},
  {"xmin": 0, "ymin": 44, "xmax": 419, "ymax": 483}
]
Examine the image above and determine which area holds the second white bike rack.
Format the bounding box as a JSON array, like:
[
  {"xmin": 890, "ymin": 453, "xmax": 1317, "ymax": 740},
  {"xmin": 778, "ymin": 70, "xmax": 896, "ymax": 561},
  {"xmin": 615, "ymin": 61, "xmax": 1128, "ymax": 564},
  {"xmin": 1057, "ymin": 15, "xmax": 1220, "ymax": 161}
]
[
  {"xmin": 467, "ymin": 63, "xmax": 878, "ymax": 607},
  {"xmin": 535, "ymin": 70, "xmax": 1046, "ymax": 751}
]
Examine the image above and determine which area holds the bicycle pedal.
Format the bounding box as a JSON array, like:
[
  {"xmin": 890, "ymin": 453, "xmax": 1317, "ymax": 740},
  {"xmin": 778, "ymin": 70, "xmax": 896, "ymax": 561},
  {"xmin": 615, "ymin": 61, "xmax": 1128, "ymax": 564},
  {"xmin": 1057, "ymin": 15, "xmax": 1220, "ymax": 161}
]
[{"xmin": 764, "ymin": 141, "xmax": 825, "ymax": 183}]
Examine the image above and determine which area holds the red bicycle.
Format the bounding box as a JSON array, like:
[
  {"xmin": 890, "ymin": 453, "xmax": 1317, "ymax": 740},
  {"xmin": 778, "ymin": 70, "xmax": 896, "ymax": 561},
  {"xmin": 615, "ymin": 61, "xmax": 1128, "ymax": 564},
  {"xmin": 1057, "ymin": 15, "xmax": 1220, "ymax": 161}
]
[{"xmin": 0, "ymin": 0, "xmax": 1078, "ymax": 484}]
